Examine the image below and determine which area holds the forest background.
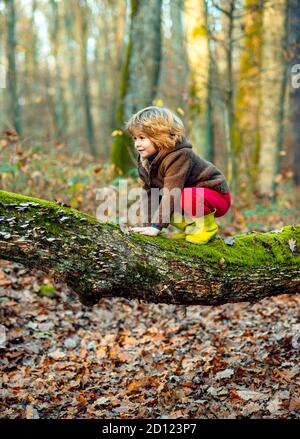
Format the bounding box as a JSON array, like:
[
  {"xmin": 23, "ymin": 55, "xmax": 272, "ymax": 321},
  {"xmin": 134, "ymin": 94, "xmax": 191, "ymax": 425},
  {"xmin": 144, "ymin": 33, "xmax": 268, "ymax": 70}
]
[
  {"xmin": 1, "ymin": 0, "xmax": 300, "ymax": 222},
  {"xmin": 0, "ymin": 0, "xmax": 300, "ymax": 419}
]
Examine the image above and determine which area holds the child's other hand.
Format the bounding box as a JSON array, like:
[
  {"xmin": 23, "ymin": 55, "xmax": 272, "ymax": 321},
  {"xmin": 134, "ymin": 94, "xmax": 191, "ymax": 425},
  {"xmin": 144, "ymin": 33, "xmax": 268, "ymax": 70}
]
[{"xmin": 129, "ymin": 226, "xmax": 161, "ymax": 236}]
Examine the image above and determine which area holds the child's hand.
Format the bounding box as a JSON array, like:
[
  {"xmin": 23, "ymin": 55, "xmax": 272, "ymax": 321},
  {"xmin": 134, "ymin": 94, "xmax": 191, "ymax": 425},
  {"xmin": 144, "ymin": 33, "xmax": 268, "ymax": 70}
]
[{"xmin": 129, "ymin": 226, "xmax": 161, "ymax": 236}]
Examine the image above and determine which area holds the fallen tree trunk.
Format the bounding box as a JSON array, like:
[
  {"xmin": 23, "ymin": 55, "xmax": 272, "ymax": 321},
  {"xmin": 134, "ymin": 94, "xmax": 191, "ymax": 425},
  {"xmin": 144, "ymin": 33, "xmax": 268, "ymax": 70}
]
[{"xmin": 0, "ymin": 190, "xmax": 300, "ymax": 306}]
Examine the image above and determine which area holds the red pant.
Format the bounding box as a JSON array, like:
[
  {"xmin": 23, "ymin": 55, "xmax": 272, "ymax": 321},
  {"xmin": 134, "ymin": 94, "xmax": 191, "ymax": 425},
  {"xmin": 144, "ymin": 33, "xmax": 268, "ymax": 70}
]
[{"xmin": 181, "ymin": 187, "xmax": 231, "ymax": 218}]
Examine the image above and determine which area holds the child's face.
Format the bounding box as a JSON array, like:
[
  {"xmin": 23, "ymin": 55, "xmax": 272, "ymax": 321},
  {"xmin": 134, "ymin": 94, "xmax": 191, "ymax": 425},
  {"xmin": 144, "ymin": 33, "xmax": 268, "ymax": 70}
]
[{"xmin": 132, "ymin": 131, "xmax": 158, "ymax": 158}]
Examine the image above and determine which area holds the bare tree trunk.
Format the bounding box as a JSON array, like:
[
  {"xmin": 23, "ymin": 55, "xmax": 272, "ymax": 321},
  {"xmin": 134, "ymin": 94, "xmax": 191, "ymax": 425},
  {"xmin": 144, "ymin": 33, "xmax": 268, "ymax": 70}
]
[
  {"xmin": 258, "ymin": 0, "xmax": 288, "ymax": 196},
  {"xmin": 288, "ymin": 0, "xmax": 300, "ymax": 187},
  {"xmin": 5, "ymin": 0, "xmax": 21, "ymax": 134},
  {"xmin": 0, "ymin": 190, "xmax": 299, "ymax": 307},
  {"xmin": 204, "ymin": 0, "xmax": 214, "ymax": 163},
  {"xmin": 184, "ymin": 0, "xmax": 211, "ymax": 158},
  {"xmin": 94, "ymin": 0, "xmax": 126, "ymax": 160},
  {"xmin": 111, "ymin": 0, "xmax": 163, "ymax": 176},
  {"xmin": 49, "ymin": 0, "xmax": 66, "ymax": 142},
  {"xmin": 157, "ymin": 0, "xmax": 188, "ymax": 110},
  {"xmin": 63, "ymin": 1, "xmax": 80, "ymax": 145},
  {"xmin": 77, "ymin": 0, "xmax": 96, "ymax": 157},
  {"xmin": 223, "ymin": 0, "xmax": 238, "ymax": 197},
  {"xmin": 272, "ymin": 0, "xmax": 289, "ymax": 201},
  {"xmin": 234, "ymin": 0, "xmax": 263, "ymax": 194}
]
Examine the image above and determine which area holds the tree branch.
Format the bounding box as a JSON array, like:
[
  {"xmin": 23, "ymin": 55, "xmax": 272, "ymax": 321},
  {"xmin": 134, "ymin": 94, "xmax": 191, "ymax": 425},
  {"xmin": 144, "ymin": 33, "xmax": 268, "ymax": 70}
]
[{"xmin": 0, "ymin": 190, "xmax": 300, "ymax": 306}]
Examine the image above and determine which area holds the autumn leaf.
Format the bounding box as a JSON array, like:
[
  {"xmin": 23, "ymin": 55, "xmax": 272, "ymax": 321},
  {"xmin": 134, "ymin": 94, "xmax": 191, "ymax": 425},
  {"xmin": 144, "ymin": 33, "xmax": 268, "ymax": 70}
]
[
  {"xmin": 48, "ymin": 349, "xmax": 65, "ymax": 360},
  {"xmin": 289, "ymin": 396, "xmax": 300, "ymax": 412},
  {"xmin": 25, "ymin": 405, "xmax": 39, "ymax": 419},
  {"xmin": 76, "ymin": 395, "xmax": 88, "ymax": 406},
  {"xmin": 109, "ymin": 346, "xmax": 132, "ymax": 363},
  {"xmin": 288, "ymin": 238, "xmax": 297, "ymax": 253},
  {"xmin": 128, "ymin": 377, "xmax": 157, "ymax": 393},
  {"xmin": 95, "ymin": 346, "xmax": 107, "ymax": 359},
  {"xmin": 215, "ymin": 369, "xmax": 234, "ymax": 380},
  {"xmin": 236, "ymin": 390, "xmax": 269, "ymax": 402},
  {"xmin": 152, "ymin": 98, "xmax": 164, "ymax": 106},
  {"xmin": 111, "ymin": 130, "xmax": 123, "ymax": 137},
  {"xmin": 94, "ymin": 397, "xmax": 110, "ymax": 406}
]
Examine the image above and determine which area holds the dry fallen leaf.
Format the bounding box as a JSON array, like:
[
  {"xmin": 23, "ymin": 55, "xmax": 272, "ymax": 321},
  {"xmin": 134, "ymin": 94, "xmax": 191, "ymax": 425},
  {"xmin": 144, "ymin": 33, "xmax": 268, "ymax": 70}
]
[
  {"xmin": 95, "ymin": 346, "xmax": 107, "ymax": 359},
  {"xmin": 288, "ymin": 238, "xmax": 297, "ymax": 253},
  {"xmin": 289, "ymin": 396, "xmax": 300, "ymax": 412},
  {"xmin": 128, "ymin": 377, "xmax": 157, "ymax": 393},
  {"xmin": 236, "ymin": 390, "xmax": 269, "ymax": 402},
  {"xmin": 215, "ymin": 369, "xmax": 234, "ymax": 380},
  {"xmin": 48, "ymin": 349, "xmax": 65, "ymax": 360},
  {"xmin": 273, "ymin": 367, "xmax": 300, "ymax": 382},
  {"xmin": 76, "ymin": 395, "xmax": 88, "ymax": 406},
  {"xmin": 241, "ymin": 402, "xmax": 261, "ymax": 416},
  {"xmin": 94, "ymin": 397, "xmax": 110, "ymax": 406},
  {"xmin": 25, "ymin": 405, "xmax": 39, "ymax": 419},
  {"xmin": 266, "ymin": 394, "xmax": 283, "ymax": 414}
]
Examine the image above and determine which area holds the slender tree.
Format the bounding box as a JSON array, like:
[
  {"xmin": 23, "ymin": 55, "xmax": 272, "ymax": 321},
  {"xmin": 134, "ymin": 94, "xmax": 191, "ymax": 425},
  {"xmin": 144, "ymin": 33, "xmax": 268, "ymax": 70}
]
[
  {"xmin": 49, "ymin": 0, "xmax": 67, "ymax": 141},
  {"xmin": 0, "ymin": 2, "xmax": 6, "ymax": 130},
  {"xmin": 203, "ymin": 0, "xmax": 214, "ymax": 162},
  {"xmin": 111, "ymin": 0, "xmax": 163, "ymax": 176},
  {"xmin": 288, "ymin": 0, "xmax": 300, "ymax": 187},
  {"xmin": 272, "ymin": 0, "xmax": 289, "ymax": 200},
  {"xmin": 94, "ymin": 0, "xmax": 126, "ymax": 159},
  {"xmin": 222, "ymin": 0, "xmax": 238, "ymax": 196},
  {"xmin": 63, "ymin": 0, "xmax": 80, "ymax": 144},
  {"xmin": 5, "ymin": 0, "xmax": 21, "ymax": 134},
  {"xmin": 157, "ymin": 0, "xmax": 188, "ymax": 111},
  {"xmin": 184, "ymin": 0, "xmax": 210, "ymax": 157},
  {"xmin": 94, "ymin": 1, "xmax": 111, "ymax": 158},
  {"xmin": 30, "ymin": 0, "xmax": 38, "ymax": 93},
  {"xmin": 76, "ymin": 0, "xmax": 97, "ymax": 157},
  {"xmin": 234, "ymin": 0, "xmax": 263, "ymax": 193},
  {"xmin": 258, "ymin": 0, "xmax": 288, "ymax": 196},
  {"xmin": 22, "ymin": 0, "xmax": 40, "ymax": 138}
]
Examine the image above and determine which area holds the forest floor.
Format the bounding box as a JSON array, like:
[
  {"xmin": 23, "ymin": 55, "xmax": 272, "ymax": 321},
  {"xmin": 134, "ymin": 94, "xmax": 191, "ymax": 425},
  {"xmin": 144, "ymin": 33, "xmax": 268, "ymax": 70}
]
[
  {"xmin": 0, "ymin": 262, "xmax": 300, "ymax": 419},
  {"xmin": 0, "ymin": 199, "xmax": 300, "ymax": 419}
]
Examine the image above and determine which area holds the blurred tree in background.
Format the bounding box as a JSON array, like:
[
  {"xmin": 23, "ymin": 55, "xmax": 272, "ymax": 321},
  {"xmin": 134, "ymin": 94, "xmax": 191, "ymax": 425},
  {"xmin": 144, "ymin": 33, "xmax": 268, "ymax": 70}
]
[{"xmin": 111, "ymin": 0, "xmax": 163, "ymax": 175}]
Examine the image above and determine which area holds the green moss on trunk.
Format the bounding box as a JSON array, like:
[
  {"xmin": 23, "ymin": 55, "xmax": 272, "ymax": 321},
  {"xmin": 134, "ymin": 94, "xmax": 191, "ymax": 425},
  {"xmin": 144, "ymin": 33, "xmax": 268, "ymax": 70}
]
[{"xmin": 1, "ymin": 190, "xmax": 300, "ymax": 306}]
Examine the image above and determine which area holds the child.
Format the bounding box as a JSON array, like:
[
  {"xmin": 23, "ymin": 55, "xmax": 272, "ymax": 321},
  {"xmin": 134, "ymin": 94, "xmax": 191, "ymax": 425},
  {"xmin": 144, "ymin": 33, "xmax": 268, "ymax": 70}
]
[{"xmin": 127, "ymin": 106, "xmax": 231, "ymax": 244}]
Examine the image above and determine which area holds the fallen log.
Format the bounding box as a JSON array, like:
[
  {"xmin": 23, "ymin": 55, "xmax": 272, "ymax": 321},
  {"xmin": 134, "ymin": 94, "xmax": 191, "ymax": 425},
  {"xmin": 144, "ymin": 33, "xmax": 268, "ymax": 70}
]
[{"xmin": 0, "ymin": 190, "xmax": 299, "ymax": 306}]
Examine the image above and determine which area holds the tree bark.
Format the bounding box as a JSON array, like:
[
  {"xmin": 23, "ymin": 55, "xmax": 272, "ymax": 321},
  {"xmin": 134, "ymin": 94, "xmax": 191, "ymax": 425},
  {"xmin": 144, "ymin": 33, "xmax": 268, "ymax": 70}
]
[{"xmin": 0, "ymin": 190, "xmax": 299, "ymax": 307}]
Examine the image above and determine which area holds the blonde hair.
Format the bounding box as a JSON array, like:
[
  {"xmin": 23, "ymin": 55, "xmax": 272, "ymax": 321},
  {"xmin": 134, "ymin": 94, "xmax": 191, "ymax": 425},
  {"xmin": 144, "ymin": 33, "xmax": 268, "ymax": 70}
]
[{"xmin": 125, "ymin": 106, "xmax": 185, "ymax": 149}]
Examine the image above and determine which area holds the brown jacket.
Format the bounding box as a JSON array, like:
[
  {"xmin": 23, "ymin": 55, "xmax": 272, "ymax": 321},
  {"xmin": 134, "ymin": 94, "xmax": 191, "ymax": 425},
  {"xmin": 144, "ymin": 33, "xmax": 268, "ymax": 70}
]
[{"xmin": 137, "ymin": 138, "xmax": 230, "ymax": 228}]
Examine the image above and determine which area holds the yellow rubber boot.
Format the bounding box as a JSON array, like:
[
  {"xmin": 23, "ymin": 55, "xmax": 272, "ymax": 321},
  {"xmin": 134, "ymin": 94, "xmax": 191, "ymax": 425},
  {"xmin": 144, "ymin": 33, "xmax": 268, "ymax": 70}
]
[
  {"xmin": 162, "ymin": 212, "xmax": 194, "ymax": 240},
  {"xmin": 185, "ymin": 208, "xmax": 218, "ymax": 244}
]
